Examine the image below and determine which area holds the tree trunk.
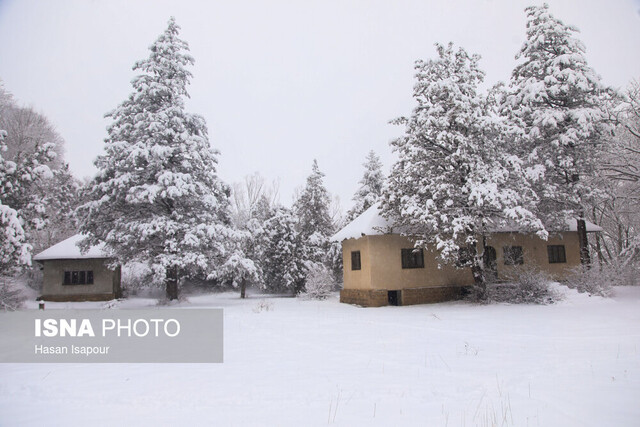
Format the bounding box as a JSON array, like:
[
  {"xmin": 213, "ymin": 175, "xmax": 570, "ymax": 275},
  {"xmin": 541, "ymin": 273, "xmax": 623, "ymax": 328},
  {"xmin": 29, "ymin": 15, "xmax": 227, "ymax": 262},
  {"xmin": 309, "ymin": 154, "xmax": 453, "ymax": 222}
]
[
  {"xmin": 166, "ymin": 266, "xmax": 179, "ymax": 300},
  {"xmin": 577, "ymin": 218, "xmax": 591, "ymax": 266},
  {"xmin": 592, "ymin": 206, "xmax": 605, "ymax": 268},
  {"xmin": 468, "ymin": 242, "xmax": 486, "ymax": 299},
  {"xmin": 240, "ymin": 279, "xmax": 246, "ymax": 299}
]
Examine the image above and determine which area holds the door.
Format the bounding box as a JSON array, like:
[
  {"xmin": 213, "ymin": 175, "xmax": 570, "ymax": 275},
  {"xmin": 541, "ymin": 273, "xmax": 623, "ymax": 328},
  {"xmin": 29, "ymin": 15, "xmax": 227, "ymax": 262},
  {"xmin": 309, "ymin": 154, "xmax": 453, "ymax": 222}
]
[
  {"xmin": 387, "ymin": 290, "xmax": 400, "ymax": 306},
  {"xmin": 483, "ymin": 246, "xmax": 498, "ymax": 282}
]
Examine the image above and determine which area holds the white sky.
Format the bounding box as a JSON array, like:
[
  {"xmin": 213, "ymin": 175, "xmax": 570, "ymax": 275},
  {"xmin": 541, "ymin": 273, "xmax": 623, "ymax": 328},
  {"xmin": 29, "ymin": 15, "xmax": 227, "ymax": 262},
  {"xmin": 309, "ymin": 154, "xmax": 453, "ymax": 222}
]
[{"xmin": 0, "ymin": 0, "xmax": 638, "ymax": 211}]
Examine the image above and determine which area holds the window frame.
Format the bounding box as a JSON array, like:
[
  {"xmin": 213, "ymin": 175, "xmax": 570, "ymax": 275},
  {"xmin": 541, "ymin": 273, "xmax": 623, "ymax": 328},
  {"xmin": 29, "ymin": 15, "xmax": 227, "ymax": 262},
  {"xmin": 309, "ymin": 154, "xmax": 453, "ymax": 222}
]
[
  {"xmin": 351, "ymin": 250, "xmax": 361, "ymax": 271},
  {"xmin": 547, "ymin": 245, "xmax": 566, "ymax": 264},
  {"xmin": 63, "ymin": 270, "xmax": 95, "ymax": 286},
  {"xmin": 401, "ymin": 248, "xmax": 425, "ymax": 269}
]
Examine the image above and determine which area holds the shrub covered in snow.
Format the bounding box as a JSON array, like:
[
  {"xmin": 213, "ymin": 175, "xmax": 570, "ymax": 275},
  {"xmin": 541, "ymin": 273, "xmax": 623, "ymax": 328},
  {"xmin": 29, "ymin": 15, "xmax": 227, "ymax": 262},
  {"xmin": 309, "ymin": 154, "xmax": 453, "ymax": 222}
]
[
  {"xmin": 300, "ymin": 264, "xmax": 334, "ymax": 300},
  {"xmin": 468, "ymin": 267, "xmax": 560, "ymax": 304},
  {"xmin": 120, "ymin": 262, "xmax": 163, "ymax": 296},
  {"xmin": 252, "ymin": 299, "xmax": 274, "ymax": 313},
  {"xmin": 0, "ymin": 278, "xmax": 26, "ymax": 310},
  {"xmin": 492, "ymin": 268, "xmax": 559, "ymax": 304},
  {"xmin": 564, "ymin": 265, "xmax": 626, "ymax": 297}
]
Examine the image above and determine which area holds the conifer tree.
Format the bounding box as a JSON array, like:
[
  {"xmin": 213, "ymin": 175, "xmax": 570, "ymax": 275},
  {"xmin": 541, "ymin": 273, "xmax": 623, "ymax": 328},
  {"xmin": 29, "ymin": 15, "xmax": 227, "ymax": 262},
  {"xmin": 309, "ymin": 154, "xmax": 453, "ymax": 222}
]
[
  {"xmin": 381, "ymin": 43, "xmax": 545, "ymax": 295},
  {"xmin": 32, "ymin": 164, "xmax": 81, "ymax": 254},
  {"xmin": 506, "ymin": 4, "xmax": 611, "ymax": 264},
  {"xmin": 293, "ymin": 160, "xmax": 334, "ymax": 272},
  {"xmin": 261, "ymin": 207, "xmax": 306, "ymax": 294},
  {"xmin": 78, "ymin": 18, "xmax": 234, "ymax": 299},
  {"xmin": 0, "ymin": 130, "xmax": 29, "ymax": 272},
  {"xmin": 294, "ymin": 159, "xmax": 334, "ymax": 239},
  {"xmin": 346, "ymin": 150, "xmax": 385, "ymax": 222},
  {"xmin": 0, "ymin": 124, "xmax": 55, "ymax": 272}
]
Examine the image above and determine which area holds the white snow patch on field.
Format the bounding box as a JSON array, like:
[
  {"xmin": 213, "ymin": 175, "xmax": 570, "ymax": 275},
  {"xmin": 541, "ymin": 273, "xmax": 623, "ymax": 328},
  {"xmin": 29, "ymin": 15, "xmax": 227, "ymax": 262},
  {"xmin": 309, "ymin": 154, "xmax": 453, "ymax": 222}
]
[{"xmin": 1, "ymin": 285, "xmax": 639, "ymax": 426}]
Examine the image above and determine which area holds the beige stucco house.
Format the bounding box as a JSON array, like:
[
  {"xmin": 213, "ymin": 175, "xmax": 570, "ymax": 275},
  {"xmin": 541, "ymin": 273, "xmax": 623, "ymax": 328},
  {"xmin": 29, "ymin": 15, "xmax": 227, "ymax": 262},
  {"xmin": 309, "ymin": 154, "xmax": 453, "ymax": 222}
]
[
  {"xmin": 33, "ymin": 234, "xmax": 121, "ymax": 302},
  {"xmin": 332, "ymin": 203, "xmax": 601, "ymax": 307}
]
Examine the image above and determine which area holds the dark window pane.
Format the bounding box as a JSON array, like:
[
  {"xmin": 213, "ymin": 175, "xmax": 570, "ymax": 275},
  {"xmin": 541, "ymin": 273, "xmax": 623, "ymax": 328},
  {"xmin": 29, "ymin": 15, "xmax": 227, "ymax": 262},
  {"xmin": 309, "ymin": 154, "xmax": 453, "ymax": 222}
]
[
  {"xmin": 351, "ymin": 251, "xmax": 361, "ymax": 271},
  {"xmin": 401, "ymin": 248, "xmax": 424, "ymax": 269},
  {"xmin": 79, "ymin": 271, "xmax": 86, "ymax": 284},
  {"xmin": 64, "ymin": 271, "xmax": 71, "ymax": 285},
  {"xmin": 547, "ymin": 245, "xmax": 566, "ymax": 264},
  {"xmin": 71, "ymin": 271, "xmax": 79, "ymax": 284},
  {"xmin": 87, "ymin": 271, "xmax": 94, "ymax": 284}
]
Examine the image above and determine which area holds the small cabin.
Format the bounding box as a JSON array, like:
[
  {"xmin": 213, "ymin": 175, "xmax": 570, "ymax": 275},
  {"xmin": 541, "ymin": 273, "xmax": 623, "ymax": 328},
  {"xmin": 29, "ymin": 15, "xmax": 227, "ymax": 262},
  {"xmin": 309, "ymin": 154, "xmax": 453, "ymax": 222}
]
[
  {"xmin": 33, "ymin": 234, "xmax": 121, "ymax": 302},
  {"xmin": 332, "ymin": 204, "xmax": 601, "ymax": 307}
]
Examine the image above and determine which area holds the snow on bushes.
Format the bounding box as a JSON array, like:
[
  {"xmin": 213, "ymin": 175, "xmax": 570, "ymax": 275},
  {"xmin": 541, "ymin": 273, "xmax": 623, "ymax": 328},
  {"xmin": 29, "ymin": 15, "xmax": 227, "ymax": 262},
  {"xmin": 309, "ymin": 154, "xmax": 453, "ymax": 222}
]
[
  {"xmin": 300, "ymin": 264, "xmax": 334, "ymax": 300},
  {"xmin": 564, "ymin": 265, "xmax": 622, "ymax": 297},
  {"xmin": 490, "ymin": 268, "xmax": 560, "ymax": 304},
  {"xmin": 0, "ymin": 277, "xmax": 27, "ymax": 310},
  {"xmin": 467, "ymin": 267, "xmax": 560, "ymax": 305}
]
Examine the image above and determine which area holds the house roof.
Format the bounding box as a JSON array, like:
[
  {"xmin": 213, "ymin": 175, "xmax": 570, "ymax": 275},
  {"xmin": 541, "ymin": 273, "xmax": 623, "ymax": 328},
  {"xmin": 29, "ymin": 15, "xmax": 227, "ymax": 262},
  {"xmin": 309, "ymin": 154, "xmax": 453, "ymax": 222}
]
[
  {"xmin": 331, "ymin": 202, "xmax": 603, "ymax": 242},
  {"xmin": 33, "ymin": 234, "xmax": 109, "ymax": 261},
  {"xmin": 331, "ymin": 203, "xmax": 393, "ymax": 241}
]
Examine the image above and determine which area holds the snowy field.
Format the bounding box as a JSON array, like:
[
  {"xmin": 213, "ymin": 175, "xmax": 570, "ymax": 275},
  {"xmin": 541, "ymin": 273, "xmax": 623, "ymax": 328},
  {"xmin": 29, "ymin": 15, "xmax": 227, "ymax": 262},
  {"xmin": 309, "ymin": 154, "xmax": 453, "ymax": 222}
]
[{"xmin": 1, "ymin": 285, "xmax": 639, "ymax": 426}]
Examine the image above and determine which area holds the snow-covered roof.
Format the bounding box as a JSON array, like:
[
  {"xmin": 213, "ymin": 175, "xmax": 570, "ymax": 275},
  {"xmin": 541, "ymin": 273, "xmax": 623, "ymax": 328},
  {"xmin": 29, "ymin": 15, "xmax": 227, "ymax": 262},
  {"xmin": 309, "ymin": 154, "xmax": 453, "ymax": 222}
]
[
  {"xmin": 565, "ymin": 219, "xmax": 602, "ymax": 232},
  {"xmin": 33, "ymin": 234, "xmax": 109, "ymax": 261},
  {"xmin": 331, "ymin": 203, "xmax": 602, "ymax": 241},
  {"xmin": 331, "ymin": 203, "xmax": 393, "ymax": 241}
]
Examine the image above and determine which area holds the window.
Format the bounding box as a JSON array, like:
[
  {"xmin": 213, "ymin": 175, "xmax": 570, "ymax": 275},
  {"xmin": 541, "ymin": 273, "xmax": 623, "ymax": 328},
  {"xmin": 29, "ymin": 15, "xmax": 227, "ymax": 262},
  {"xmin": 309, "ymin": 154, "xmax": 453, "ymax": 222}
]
[
  {"xmin": 401, "ymin": 248, "xmax": 424, "ymax": 269},
  {"xmin": 547, "ymin": 245, "xmax": 566, "ymax": 264},
  {"xmin": 351, "ymin": 251, "xmax": 361, "ymax": 271},
  {"xmin": 63, "ymin": 270, "xmax": 94, "ymax": 285},
  {"xmin": 503, "ymin": 246, "xmax": 524, "ymax": 265}
]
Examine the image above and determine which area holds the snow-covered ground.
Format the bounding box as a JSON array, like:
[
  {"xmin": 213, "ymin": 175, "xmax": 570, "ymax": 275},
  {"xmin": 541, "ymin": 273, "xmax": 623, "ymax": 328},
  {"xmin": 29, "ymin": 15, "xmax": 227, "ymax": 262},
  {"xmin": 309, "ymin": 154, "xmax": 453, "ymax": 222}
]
[{"xmin": 1, "ymin": 285, "xmax": 639, "ymax": 426}]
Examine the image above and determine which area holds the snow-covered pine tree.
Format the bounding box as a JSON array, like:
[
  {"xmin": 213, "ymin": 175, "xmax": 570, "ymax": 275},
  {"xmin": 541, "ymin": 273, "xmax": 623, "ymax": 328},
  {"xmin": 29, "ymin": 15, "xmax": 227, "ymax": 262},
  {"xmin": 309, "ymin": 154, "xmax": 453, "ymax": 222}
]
[
  {"xmin": 0, "ymin": 129, "xmax": 29, "ymax": 273},
  {"xmin": 294, "ymin": 159, "xmax": 334, "ymax": 239},
  {"xmin": 261, "ymin": 207, "xmax": 306, "ymax": 294},
  {"xmin": 0, "ymin": 124, "xmax": 54, "ymax": 273},
  {"xmin": 78, "ymin": 17, "xmax": 235, "ymax": 300},
  {"xmin": 32, "ymin": 164, "xmax": 81, "ymax": 254},
  {"xmin": 0, "ymin": 83, "xmax": 77, "ymax": 258},
  {"xmin": 293, "ymin": 159, "xmax": 334, "ymax": 271},
  {"xmin": 345, "ymin": 150, "xmax": 385, "ymax": 222},
  {"xmin": 381, "ymin": 42, "xmax": 545, "ymax": 295},
  {"xmin": 506, "ymin": 4, "xmax": 611, "ymax": 264}
]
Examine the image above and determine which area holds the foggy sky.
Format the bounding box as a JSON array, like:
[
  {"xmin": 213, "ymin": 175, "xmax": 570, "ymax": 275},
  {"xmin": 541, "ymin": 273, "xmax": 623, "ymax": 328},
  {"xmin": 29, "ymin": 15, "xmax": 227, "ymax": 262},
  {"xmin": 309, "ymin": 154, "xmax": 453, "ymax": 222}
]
[{"xmin": 0, "ymin": 0, "xmax": 638, "ymax": 212}]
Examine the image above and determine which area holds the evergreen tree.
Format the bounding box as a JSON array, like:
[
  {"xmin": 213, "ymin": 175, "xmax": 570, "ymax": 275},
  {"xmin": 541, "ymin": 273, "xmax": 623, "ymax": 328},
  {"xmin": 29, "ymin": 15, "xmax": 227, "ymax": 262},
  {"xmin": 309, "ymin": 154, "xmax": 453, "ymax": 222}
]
[
  {"xmin": 346, "ymin": 150, "xmax": 385, "ymax": 222},
  {"xmin": 78, "ymin": 17, "xmax": 234, "ymax": 300},
  {"xmin": 261, "ymin": 207, "xmax": 306, "ymax": 294},
  {"xmin": 0, "ymin": 82, "xmax": 77, "ymax": 260},
  {"xmin": 506, "ymin": 4, "xmax": 611, "ymax": 264},
  {"xmin": 293, "ymin": 159, "xmax": 334, "ymax": 272},
  {"xmin": 294, "ymin": 159, "xmax": 334, "ymax": 239},
  {"xmin": 0, "ymin": 127, "xmax": 55, "ymax": 272},
  {"xmin": 32, "ymin": 164, "xmax": 81, "ymax": 254},
  {"xmin": 381, "ymin": 43, "xmax": 545, "ymax": 295}
]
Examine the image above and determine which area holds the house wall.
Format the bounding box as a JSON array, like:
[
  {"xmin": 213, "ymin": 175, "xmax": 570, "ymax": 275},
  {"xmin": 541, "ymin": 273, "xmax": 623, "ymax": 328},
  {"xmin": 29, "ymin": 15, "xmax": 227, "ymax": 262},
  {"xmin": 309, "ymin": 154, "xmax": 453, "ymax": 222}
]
[
  {"xmin": 40, "ymin": 258, "xmax": 121, "ymax": 302},
  {"xmin": 485, "ymin": 232, "xmax": 581, "ymax": 281},
  {"xmin": 340, "ymin": 234, "xmax": 471, "ymax": 306},
  {"xmin": 341, "ymin": 237, "xmax": 373, "ymax": 290},
  {"xmin": 340, "ymin": 231, "xmax": 584, "ymax": 307},
  {"xmin": 367, "ymin": 234, "xmax": 473, "ymax": 290}
]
